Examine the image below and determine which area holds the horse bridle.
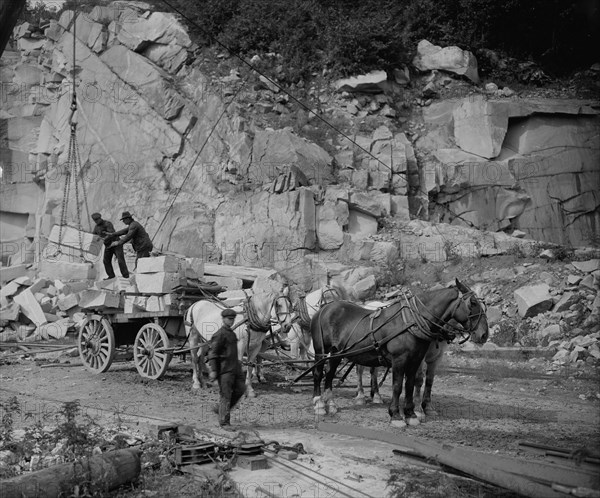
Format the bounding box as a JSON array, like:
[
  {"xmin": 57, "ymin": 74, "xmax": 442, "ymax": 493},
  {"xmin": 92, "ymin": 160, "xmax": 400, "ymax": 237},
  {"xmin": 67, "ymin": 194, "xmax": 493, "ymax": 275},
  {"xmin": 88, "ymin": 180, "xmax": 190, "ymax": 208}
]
[
  {"xmin": 415, "ymin": 288, "xmax": 486, "ymax": 343},
  {"xmin": 446, "ymin": 290, "xmax": 487, "ymax": 344}
]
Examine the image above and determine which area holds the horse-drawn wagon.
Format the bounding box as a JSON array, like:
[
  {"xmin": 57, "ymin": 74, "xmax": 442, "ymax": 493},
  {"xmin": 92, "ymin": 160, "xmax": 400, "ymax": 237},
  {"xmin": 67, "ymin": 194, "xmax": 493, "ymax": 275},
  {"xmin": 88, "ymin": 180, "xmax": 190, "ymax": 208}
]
[{"xmin": 77, "ymin": 285, "xmax": 219, "ymax": 380}]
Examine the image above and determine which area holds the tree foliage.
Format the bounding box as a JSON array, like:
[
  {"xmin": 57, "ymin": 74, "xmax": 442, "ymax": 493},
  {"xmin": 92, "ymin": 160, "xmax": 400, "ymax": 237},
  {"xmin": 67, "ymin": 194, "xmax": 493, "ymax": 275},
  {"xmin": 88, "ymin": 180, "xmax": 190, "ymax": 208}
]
[{"xmin": 19, "ymin": 0, "xmax": 600, "ymax": 80}]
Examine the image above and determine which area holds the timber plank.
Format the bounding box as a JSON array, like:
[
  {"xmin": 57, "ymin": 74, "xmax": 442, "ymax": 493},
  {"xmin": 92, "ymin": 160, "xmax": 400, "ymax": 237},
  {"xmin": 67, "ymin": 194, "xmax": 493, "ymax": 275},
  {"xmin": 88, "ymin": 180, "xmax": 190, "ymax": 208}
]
[{"xmin": 318, "ymin": 422, "xmax": 598, "ymax": 497}]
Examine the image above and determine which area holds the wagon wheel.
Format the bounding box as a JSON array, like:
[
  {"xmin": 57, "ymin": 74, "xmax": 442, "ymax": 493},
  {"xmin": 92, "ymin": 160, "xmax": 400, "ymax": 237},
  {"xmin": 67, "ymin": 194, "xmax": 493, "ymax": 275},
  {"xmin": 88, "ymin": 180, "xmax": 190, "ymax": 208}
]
[
  {"xmin": 134, "ymin": 323, "xmax": 172, "ymax": 380},
  {"xmin": 78, "ymin": 315, "xmax": 115, "ymax": 373}
]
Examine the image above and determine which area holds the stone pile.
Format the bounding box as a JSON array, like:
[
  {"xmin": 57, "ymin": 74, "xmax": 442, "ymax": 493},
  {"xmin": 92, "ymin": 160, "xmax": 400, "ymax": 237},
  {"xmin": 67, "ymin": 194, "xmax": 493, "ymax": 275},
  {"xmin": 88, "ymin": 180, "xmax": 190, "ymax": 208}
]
[{"xmin": 485, "ymin": 257, "xmax": 600, "ymax": 365}]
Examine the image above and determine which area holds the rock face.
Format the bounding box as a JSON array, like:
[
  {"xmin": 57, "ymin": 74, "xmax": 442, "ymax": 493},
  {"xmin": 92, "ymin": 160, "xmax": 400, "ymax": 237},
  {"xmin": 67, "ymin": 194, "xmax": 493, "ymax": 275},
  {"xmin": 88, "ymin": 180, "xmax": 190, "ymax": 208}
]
[
  {"xmin": 0, "ymin": 5, "xmax": 337, "ymax": 281},
  {"xmin": 422, "ymin": 97, "xmax": 600, "ymax": 246},
  {"xmin": 1, "ymin": 4, "xmax": 598, "ymax": 293}
]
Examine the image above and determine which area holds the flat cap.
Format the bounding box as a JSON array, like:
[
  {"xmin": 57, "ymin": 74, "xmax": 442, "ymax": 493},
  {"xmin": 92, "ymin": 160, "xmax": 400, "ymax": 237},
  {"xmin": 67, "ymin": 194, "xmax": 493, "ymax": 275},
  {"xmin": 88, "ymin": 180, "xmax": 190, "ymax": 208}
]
[{"xmin": 221, "ymin": 308, "xmax": 236, "ymax": 318}]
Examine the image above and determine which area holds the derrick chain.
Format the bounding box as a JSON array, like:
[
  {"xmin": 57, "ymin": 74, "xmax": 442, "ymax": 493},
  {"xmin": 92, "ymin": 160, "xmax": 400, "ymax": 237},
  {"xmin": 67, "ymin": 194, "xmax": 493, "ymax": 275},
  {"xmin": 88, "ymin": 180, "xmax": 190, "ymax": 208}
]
[{"xmin": 56, "ymin": 8, "xmax": 92, "ymax": 262}]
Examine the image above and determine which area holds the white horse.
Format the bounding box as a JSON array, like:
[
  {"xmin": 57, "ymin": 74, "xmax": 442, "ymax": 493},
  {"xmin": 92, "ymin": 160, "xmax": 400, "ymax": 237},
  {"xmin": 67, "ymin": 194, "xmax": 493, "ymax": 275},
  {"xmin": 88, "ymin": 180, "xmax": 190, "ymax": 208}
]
[
  {"xmin": 185, "ymin": 290, "xmax": 293, "ymax": 398},
  {"xmin": 288, "ymin": 285, "xmax": 344, "ymax": 360}
]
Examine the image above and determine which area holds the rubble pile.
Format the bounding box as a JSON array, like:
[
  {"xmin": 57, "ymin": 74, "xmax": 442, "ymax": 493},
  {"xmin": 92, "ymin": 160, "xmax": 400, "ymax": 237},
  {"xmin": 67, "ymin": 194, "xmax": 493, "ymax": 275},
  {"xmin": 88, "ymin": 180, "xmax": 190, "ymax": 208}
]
[{"xmin": 479, "ymin": 257, "xmax": 600, "ymax": 366}]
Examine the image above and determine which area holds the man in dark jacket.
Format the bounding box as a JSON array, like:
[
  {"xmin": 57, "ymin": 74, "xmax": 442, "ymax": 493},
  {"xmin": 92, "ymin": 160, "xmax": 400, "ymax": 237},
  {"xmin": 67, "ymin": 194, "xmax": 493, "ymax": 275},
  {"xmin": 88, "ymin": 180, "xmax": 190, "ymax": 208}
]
[
  {"xmin": 91, "ymin": 212, "xmax": 129, "ymax": 279},
  {"xmin": 208, "ymin": 308, "xmax": 246, "ymax": 429},
  {"xmin": 109, "ymin": 211, "xmax": 153, "ymax": 261}
]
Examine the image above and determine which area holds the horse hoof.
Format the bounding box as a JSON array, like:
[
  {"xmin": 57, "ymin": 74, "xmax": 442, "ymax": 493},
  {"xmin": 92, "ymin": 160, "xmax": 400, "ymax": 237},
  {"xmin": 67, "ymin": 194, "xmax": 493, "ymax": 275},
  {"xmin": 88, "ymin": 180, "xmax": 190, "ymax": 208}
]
[
  {"xmin": 354, "ymin": 396, "xmax": 366, "ymax": 406},
  {"xmin": 414, "ymin": 410, "xmax": 424, "ymax": 420},
  {"xmin": 327, "ymin": 402, "xmax": 338, "ymax": 415},
  {"xmin": 314, "ymin": 407, "xmax": 327, "ymax": 416},
  {"xmin": 312, "ymin": 396, "xmax": 321, "ymax": 405},
  {"xmin": 246, "ymin": 390, "xmax": 256, "ymax": 399},
  {"xmin": 406, "ymin": 416, "xmax": 420, "ymax": 426},
  {"xmin": 372, "ymin": 395, "xmax": 383, "ymax": 404},
  {"xmin": 390, "ymin": 419, "xmax": 407, "ymax": 428}
]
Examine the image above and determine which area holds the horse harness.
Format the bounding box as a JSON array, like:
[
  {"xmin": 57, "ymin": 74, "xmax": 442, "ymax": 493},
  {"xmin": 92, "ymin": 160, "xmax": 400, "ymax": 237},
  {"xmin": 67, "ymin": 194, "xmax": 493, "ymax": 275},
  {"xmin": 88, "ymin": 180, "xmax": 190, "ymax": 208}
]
[
  {"xmin": 295, "ymin": 287, "xmax": 342, "ymax": 329},
  {"xmin": 317, "ymin": 287, "xmax": 482, "ymax": 367}
]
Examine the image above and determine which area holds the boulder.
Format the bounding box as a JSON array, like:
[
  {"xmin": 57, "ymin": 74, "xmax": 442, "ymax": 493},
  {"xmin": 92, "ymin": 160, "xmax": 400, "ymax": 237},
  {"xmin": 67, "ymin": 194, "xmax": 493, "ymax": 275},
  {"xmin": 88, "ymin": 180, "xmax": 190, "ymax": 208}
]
[
  {"xmin": 117, "ymin": 11, "xmax": 191, "ymax": 52},
  {"xmin": 412, "ymin": 40, "xmax": 479, "ymax": 83},
  {"xmin": 514, "ymin": 283, "xmax": 553, "ymax": 318},
  {"xmin": 353, "ymin": 275, "xmax": 377, "ymax": 301},
  {"xmin": 453, "ymin": 95, "xmax": 508, "ymax": 158},
  {"xmin": 334, "ymin": 70, "xmax": 389, "ymax": 93},
  {"xmin": 348, "ymin": 211, "xmax": 378, "ymax": 239},
  {"xmin": 553, "ymin": 292, "xmax": 578, "ymax": 312},
  {"xmin": 572, "ymin": 260, "xmax": 600, "ymax": 273}
]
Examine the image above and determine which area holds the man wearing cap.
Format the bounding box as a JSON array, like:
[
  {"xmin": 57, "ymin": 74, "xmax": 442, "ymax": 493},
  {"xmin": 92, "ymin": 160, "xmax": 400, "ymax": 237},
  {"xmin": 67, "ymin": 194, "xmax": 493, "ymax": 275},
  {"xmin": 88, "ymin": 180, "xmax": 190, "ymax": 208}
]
[
  {"xmin": 207, "ymin": 308, "xmax": 246, "ymax": 429},
  {"xmin": 109, "ymin": 211, "xmax": 153, "ymax": 261},
  {"xmin": 91, "ymin": 212, "xmax": 129, "ymax": 279}
]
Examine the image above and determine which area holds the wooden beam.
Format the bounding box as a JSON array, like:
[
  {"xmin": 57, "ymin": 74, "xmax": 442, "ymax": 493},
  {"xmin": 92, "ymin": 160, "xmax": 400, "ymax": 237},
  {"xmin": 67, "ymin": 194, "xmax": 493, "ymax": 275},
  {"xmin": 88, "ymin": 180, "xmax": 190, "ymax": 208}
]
[
  {"xmin": 318, "ymin": 422, "xmax": 599, "ymax": 497},
  {"xmin": 203, "ymin": 263, "xmax": 278, "ymax": 282},
  {"xmin": 0, "ymin": 448, "xmax": 141, "ymax": 498}
]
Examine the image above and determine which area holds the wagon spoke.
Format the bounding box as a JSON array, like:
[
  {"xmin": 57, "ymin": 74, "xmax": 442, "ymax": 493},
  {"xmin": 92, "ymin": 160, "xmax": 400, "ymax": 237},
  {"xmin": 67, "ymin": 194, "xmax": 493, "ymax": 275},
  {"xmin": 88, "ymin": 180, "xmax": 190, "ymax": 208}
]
[
  {"xmin": 134, "ymin": 324, "xmax": 171, "ymax": 380},
  {"xmin": 78, "ymin": 317, "xmax": 115, "ymax": 374}
]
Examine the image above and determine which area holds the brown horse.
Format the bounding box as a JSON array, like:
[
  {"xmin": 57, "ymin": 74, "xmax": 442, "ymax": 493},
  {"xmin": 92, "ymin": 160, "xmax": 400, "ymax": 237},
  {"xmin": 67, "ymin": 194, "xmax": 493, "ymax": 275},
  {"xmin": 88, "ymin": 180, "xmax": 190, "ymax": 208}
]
[{"xmin": 310, "ymin": 279, "xmax": 488, "ymax": 427}]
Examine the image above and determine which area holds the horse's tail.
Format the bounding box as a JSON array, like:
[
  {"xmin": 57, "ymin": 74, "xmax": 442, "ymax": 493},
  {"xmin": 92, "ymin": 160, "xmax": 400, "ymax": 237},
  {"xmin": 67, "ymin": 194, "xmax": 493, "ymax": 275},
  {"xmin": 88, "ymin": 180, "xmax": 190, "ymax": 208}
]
[{"xmin": 310, "ymin": 306, "xmax": 327, "ymax": 360}]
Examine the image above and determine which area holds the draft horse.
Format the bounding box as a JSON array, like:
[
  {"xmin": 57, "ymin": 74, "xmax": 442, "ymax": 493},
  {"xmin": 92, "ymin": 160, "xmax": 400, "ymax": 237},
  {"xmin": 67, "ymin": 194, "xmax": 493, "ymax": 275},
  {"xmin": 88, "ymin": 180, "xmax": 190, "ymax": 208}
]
[
  {"xmin": 310, "ymin": 279, "xmax": 488, "ymax": 427},
  {"xmin": 288, "ymin": 285, "xmax": 344, "ymax": 360},
  {"xmin": 185, "ymin": 290, "xmax": 293, "ymax": 397}
]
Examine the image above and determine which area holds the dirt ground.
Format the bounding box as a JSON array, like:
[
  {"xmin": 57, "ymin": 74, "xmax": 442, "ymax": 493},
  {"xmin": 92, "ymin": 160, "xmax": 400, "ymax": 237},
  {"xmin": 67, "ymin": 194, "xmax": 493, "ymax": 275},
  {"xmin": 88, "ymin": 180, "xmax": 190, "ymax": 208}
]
[{"xmin": 1, "ymin": 344, "xmax": 599, "ymax": 497}]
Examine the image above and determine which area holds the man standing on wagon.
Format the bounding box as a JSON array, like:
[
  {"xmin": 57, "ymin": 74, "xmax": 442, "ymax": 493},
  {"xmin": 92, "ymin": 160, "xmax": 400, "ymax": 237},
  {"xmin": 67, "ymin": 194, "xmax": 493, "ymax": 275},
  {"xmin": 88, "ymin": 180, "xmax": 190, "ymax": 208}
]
[
  {"xmin": 91, "ymin": 212, "xmax": 129, "ymax": 279},
  {"xmin": 208, "ymin": 309, "xmax": 246, "ymax": 429},
  {"xmin": 109, "ymin": 211, "xmax": 153, "ymax": 264}
]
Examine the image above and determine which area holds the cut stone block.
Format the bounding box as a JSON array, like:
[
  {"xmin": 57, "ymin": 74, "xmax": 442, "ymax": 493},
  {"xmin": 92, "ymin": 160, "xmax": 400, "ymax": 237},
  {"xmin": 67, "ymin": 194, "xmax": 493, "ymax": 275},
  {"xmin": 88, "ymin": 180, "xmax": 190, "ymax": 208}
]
[
  {"xmin": 57, "ymin": 294, "xmax": 80, "ymax": 311},
  {"xmin": 0, "ymin": 281, "xmax": 23, "ymax": 300},
  {"xmin": 136, "ymin": 272, "xmax": 187, "ymax": 294},
  {"xmin": 48, "ymin": 225, "xmax": 102, "ymax": 256},
  {"xmin": 136, "ymin": 255, "xmax": 181, "ymax": 274},
  {"xmin": 40, "ymin": 297, "xmax": 54, "ymax": 313},
  {"xmin": 39, "ymin": 260, "xmax": 97, "ymax": 281},
  {"xmin": 145, "ymin": 296, "xmax": 165, "ymax": 312},
  {"xmin": 514, "ymin": 283, "xmax": 553, "ymax": 318},
  {"xmin": 63, "ymin": 281, "xmax": 93, "ymax": 294},
  {"xmin": 0, "ymin": 303, "xmax": 21, "ymax": 324},
  {"xmin": 37, "ymin": 318, "xmax": 70, "ymax": 340},
  {"xmin": 124, "ymin": 296, "xmax": 145, "ymax": 314},
  {"xmin": 13, "ymin": 289, "xmax": 47, "ymax": 326},
  {"xmin": 0, "ymin": 264, "xmax": 29, "ymax": 284},
  {"xmin": 28, "ymin": 278, "xmax": 50, "ymax": 294},
  {"xmin": 79, "ymin": 290, "xmax": 121, "ymax": 310}
]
